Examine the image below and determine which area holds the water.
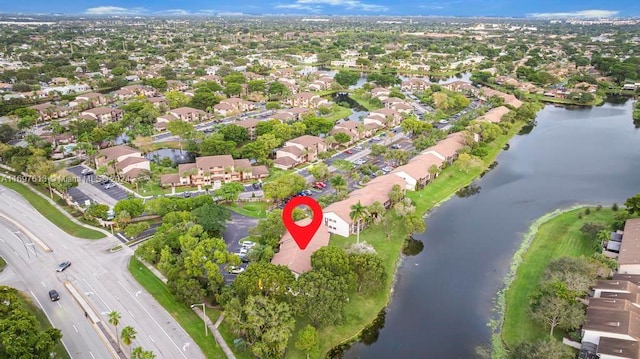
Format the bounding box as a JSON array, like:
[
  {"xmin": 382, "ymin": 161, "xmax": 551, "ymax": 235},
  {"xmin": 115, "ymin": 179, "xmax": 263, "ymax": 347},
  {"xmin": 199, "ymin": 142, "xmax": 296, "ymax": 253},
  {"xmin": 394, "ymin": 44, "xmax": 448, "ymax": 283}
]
[
  {"xmin": 146, "ymin": 148, "xmax": 196, "ymax": 165},
  {"xmin": 344, "ymin": 99, "xmax": 640, "ymax": 358}
]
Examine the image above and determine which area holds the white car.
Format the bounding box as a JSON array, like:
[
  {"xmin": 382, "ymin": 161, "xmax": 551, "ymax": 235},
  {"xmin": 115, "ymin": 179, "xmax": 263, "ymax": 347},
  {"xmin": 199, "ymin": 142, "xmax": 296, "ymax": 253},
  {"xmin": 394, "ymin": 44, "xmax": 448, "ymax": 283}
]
[
  {"xmin": 227, "ymin": 266, "xmax": 245, "ymax": 274},
  {"xmin": 353, "ymin": 159, "xmax": 367, "ymax": 165},
  {"xmin": 354, "ymin": 145, "xmax": 363, "ymax": 150},
  {"xmin": 104, "ymin": 183, "xmax": 116, "ymax": 189},
  {"xmin": 241, "ymin": 241, "xmax": 256, "ymax": 249}
]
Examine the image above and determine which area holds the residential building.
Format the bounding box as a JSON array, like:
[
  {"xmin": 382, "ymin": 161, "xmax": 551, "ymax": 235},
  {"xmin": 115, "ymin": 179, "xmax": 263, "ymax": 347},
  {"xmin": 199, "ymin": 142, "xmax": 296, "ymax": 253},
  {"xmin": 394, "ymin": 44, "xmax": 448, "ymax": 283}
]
[
  {"xmin": 165, "ymin": 155, "xmax": 268, "ymax": 189},
  {"xmin": 30, "ymin": 103, "xmax": 68, "ymax": 122},
  {"xmin": 288, "ymin": 92, "xmax": 330, "ymax": 109},
  {"xmin": 401, "ymin": 78, "xmax": 430, "ymax": 92},
  {"xmin": 167, "ymin": 107, "xmax": 208, "ymax": 122},
  {"xmin": 619, "ymin": 218, "xmax": 640, "ymax": 275},
  {"xmin": 114, "ymin": 85, "xmax": 156, "ymax": 100},
  {"xmin": 80, "ymin": 107, "xmax": 123, "ymax": 124},
  {"xmin": 392, "ymin": 153, "xmax": 445, "ymax": 191},
  {"xmin": 424, "ymin": 132, "xmax": 469, "ymax": 163},
  {"xmin": 271, "ymin": 218, "xmax": 331, "ymax": 276},
  {"xmin": 237, "ymin": 118, "xmax": 261, "ymax": 140},
  {"xmin": 478, "ymin": 106, "xmax": 510, "ymax": 123},
  {"xmin": 94, "ymin": 145, "xmax": 150, "ymax": 180},
  {"xmin": 213, "ymin": 98, "xmax": 256, "ymax": 116},
  {"xmin": 274, "ymin": 135, "xmax": 326, "ymax": 170},
  {"xmin": 74, "ymin": 92, "xmax": 109, "ymax": 108}
]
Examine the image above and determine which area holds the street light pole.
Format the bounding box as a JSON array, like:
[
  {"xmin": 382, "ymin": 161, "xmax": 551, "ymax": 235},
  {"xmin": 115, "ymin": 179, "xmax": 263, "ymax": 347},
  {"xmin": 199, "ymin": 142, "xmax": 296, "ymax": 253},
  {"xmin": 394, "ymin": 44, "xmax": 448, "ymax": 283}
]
[{"xmin": 190, "ymin": 303, "xmax": 207, "ymax": 336}]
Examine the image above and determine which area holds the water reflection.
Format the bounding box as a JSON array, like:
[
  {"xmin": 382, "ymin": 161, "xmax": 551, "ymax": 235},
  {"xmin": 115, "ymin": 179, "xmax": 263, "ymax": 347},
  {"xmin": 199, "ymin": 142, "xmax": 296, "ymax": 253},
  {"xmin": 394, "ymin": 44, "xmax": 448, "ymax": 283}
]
[
  {"xmin": 402, "ymin": 238, "xmax": 424, "ymax": 256},
  {"xmin": 146, "ymin": 148, "xmax": 196, "ymax": 165},
  {"xmin": 456, "ymin": 183, "xmax": 481, "ymax": 198}
]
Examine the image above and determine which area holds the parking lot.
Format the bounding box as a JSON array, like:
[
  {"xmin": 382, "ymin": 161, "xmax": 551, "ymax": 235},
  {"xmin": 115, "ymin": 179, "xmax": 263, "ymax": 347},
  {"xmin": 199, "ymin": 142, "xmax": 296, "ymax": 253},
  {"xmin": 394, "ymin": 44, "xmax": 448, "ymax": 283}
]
[{"xmin": 66, "ymin": 165, "xmax": 132, "ymax": 206}]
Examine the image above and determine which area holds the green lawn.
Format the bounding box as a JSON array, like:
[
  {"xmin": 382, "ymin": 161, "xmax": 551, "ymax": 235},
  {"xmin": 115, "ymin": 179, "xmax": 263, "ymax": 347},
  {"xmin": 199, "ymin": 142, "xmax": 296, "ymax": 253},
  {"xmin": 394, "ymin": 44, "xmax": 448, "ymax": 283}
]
[
  {"xmin": 349, "ymin": 93, "xmax": 383, "ymax": 111},
  {"xmin": 224, "ymin": 201, "xmax": 271, "ymax": 218},
  {"xmin": 0, "ymin": 180, "xmax": 105, "ymax": 239},
  {"xmin": 16, "ymin": 291, "xmax": 71, "ymax": 359},
  {"xmin": 128, "ymin": 257, "xmax": 227, "ymax": 359},
  {"xmin": 501, "ymin": 207, "xmax": 616, "ymax": 348},
  {"xmin": 323, "ymin": 106, "xmax": 353, "ymax": 122},
  {"xmin": 0, "ymin": 255, "xmax": 6, "ymax": 272}
]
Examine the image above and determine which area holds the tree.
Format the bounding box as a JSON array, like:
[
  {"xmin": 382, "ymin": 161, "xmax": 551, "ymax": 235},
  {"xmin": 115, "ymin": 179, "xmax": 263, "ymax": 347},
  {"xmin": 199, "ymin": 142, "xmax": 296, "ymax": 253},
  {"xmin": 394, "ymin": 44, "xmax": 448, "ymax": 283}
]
[
  {"xmin": 244, "ymin": 295, "xmax": 295, "ymax": 359},
  {"xmin": 334, "ymin": 132, "xmax": 352, "ymax": 145},
  {"xmin": 0, "ymin": 123, "xmax": 16, "ymax": 143},
  {"xmin": 114, "ymin": 198, "xmax": 145, "ymax": 218},
  {"xmin": 263, "ymin": 173, "xmax": 306, "ymax": 202},
  {"xmin": 625, "ymin": 193, "xmax": 640, "ymax": 215},
  {"xmin": 233, "ymin": 263, "xmax": 295, "ymax": 302},
  {"xmin": 0, "ymin": 286, "xmax": 63, "ymax": 359},
  {"xmin": 224, "ymin": 83, "xmax": 243, "ymax": 97},
  {"xmin": 530, "ymin": 282, "xmax": 584, "ymax": 337},
  {"xmin": 108, "ymin": 311, "xmax": 122, "ymax": 346},
  {"xmin": 350, "ymin": 201, "xmax": 369, "ymax": 244},
  {"xmin": 86, "ymin": 203, "xmax": 110, "ymax": 220},
  {"xmin": 125, "ymin": 222, "xmax": 151, "ymax": 239},
  {"xmin": 198, "ymin": 133, "xmax": 236, "ymax": 156},
  {"xmin": 26, "ymin": 156, "xmax": 56, "ymax": 197},
  {"xmin": 332, "ymin": 159, "xmax": 355, "ymax": 173},
  {"xmin": 219, "ymin": 124, "xmax": 248, "ymax": 144},
  {"xmin": 311, "ymin": 246, "xmax": 353, "ymax": 279},
  {"xmin": 247, "ymin": 80, "xmax": 266, "ymax": 94},
  {"xmin": 368, "ymin": 201, "xmax": 386, "ymax": 223},
  {"xmin": 295, "ymin": 270, "xmax": 350, "ymax": 327},
  {"xmin": 388, "ymin": 184, "xmax": 404, "ymax": 206},
  {"xmin": 334, "ymin": 70, "xmax": 360, "ymax": 87},
  {"xmin": 329, "ymin": 174, "xmax": 347, "ymax": 195},
  {"xmin": 349, "ymin": 253, "xmax": 386, "ymax": 293},
  {"xmin": 143, "ymin": 77, "xmax": 167, "ymax": 91},
  {"xmin": 456, "ymin": 153, "xmax": 483, "ymax": 174},
  {"xmin": 121, "ymin": 326, "xmax": 138, "ymax": 355},
  {"xmin": 249, "ymin": 210, "xmax": 287, "ymax": 248},
  {"xmin": 369, "ymin": 144, "xmax": 388, "ymax": 157},
  {"xmin": 308, "ymin": 162, "xmax": 330, "ymax": 181},
  {"xmin": 510, "ymin": 339, "xmax": 573, "ymax": 359},
  {"xmin": 404, "ymin": 214, "xmax": 426, "ymax": 238},
  {"xmin": 213, "ymin": 182, "xmax": 245, "ymax": 202},
  {"xmin": 165, "ymin": 90, "xmax": 190, "ymax": 109},
  {"xmin": 131, "ymin": 347, "xmax": 156, "ymax": 359},
  {"xmin": 167, "ymin": 120, "xmax": 195, "ymax": 151},
  {"xmin": 268, "ymin": 82, "xmax": 289, "ymax": 99},
  {"xmin": 543, "ymin": 257, "xmax": 598, "ymax": 295},
  {"xmin": 191, "ymin": 203, "xmax": 230, "ymax": 237},
  {"xmin": 302, "ymin": 115, "xmax": 333, "ymax": 136},
  {"xmin": 295, "ymin": 325, "xmax": 319, "ymax": 359}
]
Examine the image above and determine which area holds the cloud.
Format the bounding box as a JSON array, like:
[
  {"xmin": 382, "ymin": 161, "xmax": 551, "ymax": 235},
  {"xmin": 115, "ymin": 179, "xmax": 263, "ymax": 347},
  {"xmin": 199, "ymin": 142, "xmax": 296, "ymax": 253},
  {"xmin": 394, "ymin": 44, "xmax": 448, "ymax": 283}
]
[
  {"xmin": 156, "ymin": 9, "xmax": 190, "ymax": 15},
  {"xmin": 528, "ymin": 9, "xmax": 619, "ymax": 19},
  {"xmin": 85, "ymin": 6, "xmax": 147, "ymax": 15},
  {"xmin": 276, "ymin": 0, "xmax": 388, "ymax": 12}
]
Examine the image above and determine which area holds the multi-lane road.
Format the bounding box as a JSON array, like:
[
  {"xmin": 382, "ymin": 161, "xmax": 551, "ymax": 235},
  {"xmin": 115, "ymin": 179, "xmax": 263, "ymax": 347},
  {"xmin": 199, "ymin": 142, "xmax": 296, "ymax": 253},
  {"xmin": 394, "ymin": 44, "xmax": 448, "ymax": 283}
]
[{"xmin": 0, "ymin": 186, "xmax": 206, "ymax": 359}]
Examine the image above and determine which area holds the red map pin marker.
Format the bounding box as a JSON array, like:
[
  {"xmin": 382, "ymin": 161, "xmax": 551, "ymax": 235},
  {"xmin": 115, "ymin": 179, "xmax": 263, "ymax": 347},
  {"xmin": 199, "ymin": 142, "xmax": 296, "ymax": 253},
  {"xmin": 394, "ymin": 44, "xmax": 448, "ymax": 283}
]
[{"xmin": 282, "ymin": 196, "xmax": 323, "ymax": 250}]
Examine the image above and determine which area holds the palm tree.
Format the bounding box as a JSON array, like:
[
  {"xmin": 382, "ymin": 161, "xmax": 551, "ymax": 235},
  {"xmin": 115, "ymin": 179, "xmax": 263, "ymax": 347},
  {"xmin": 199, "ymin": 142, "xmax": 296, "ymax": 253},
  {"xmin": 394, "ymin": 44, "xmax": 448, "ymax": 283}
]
[
  {"xmin": 108, "ymin": 311, "xmax": 122, "ymax": 346},
  {"xmin": 131, "ymin": 347, "xmax": 156, "ymax": 359},
  {"xmin": 368, "ymin": 201, "xmax": 385, "ymax": 224},
  {"xmin": 349, "ymin": 201, "xmax": 369, "ymax": 244},
  {"xmin": 121, "ymin": 326, "xmax": 138, "ymax": 356},
  {"xmin": 329, "ymin": 174, "xmax": 347, "ymax": 195}
]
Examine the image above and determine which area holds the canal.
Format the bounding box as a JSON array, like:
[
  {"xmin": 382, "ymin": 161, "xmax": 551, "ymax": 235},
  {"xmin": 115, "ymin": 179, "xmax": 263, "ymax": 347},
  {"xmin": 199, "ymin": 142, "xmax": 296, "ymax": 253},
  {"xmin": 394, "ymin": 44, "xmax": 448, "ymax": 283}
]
[{"xmin": 344, "ymin": 99, "xmax": 640, "ymax": 358}]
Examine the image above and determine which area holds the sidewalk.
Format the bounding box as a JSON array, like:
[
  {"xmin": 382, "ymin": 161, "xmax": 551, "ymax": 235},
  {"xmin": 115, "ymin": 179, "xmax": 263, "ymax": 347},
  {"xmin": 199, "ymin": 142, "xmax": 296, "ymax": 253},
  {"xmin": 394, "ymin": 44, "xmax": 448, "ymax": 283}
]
[{"xmin": 191, "ymin": 307, "xmax": 237, "ymax": 359}]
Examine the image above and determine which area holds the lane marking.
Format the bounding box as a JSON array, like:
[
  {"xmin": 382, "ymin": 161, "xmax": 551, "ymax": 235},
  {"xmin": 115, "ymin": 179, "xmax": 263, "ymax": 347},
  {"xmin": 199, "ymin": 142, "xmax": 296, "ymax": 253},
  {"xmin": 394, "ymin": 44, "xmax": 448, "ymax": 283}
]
[
  {"xmin": 148, "ymin": 335, "xmax": 155, "ymax": 343},
  {"xmin": 57, "ymin": 302, "xmax": 62, "ymax": 308},
  {"xmin": 41, "ymin": 282, "xmax": 46, "ymax": 288},
  {"xmin": 117, "ymin": 280, "xmax": 188, "ymax": 358},
  {"xmin": 60, "ymin": 339, "xmax": 74, "ymax": 359},
  {"xmin": 81, "ymin": 279, "xmax": 111, "ymax": 312},
  {"xmin": 127, "ymin": 309, "xmax": 134, "ymax": 318},
  {"xmin": 90, "ymin": 352, "xmax": 95, "ymax": 359},
  {"xmin": 73, "ymin": 324, "xmax": 78, "ymax": 333}
]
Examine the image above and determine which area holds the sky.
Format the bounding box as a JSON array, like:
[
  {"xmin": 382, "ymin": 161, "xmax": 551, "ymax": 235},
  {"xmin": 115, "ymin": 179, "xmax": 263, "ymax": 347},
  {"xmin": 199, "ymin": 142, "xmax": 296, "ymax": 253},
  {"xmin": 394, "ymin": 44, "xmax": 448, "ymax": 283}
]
[{"xmin": 1, "ymin": 0, "xmax": 639, "ymax": 18}]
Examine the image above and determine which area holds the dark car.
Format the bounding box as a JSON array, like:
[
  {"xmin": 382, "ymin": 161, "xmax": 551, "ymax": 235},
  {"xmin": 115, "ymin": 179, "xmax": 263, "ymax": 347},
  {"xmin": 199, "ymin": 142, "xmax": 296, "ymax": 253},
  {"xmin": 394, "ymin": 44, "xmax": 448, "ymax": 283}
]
[
  {"xmin": 48, "ymin": 290, "xmax": 60, "ymax": 302},
  {"xmin": 56, "ymin": 261, "xmax": 71, "ymax": 272}
]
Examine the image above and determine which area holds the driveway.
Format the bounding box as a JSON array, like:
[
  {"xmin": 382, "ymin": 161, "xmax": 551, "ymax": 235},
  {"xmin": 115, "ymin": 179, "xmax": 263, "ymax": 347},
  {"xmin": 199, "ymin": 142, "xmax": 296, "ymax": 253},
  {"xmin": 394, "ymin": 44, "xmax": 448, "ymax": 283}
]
[{"xmin": 221, "ymin": 212, "xmax": 258, "ymax": 283}]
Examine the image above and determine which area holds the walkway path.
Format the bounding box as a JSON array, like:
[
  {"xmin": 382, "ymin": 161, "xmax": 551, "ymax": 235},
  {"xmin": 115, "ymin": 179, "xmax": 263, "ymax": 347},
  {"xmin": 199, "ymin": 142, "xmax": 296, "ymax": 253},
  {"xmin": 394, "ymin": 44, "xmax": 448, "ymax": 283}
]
[{"xmin": 192, "ymin": 308, "xmax": 237, "ymax": 359}]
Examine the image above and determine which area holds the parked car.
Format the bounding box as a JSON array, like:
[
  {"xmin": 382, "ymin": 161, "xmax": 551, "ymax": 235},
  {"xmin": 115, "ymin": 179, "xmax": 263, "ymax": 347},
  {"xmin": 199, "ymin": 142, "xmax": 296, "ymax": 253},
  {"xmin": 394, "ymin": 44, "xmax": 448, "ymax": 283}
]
[
  {"xmin": 391, "ymin": 144, "xmax": 401, "ymax": 149},
  {"xmin": 313, "ymin": 182, "xmax": 326, "ymax": 189},
  {"xmin": 345, "ymin": 150, "xmax": 353, "ymax": 155},
  {"xmin": 241, "ymin": 241, "xmax": 257, "ymax": 249},
  {"xmin": 439, "ymin": 120, "xmax": 449, "ymax": 124},
  {"xmin": 354, "ymin": 145, "xmax": 363, "ymax": 150},
  {"xmin": 48, "ymin": 290, "xmax": 60, "ymax": 302},
  {"xmin": 353, "ymin": 159, "xmax": 367, "ymax": 165},
  {"xmin": 227, "ymin": 266, "xmax": 245, "ymax": 274},
  {"xmin": 81, "ymin": 168, "xmax": 94, "ymax": 175},
  {"xmin": 104, "ymin": 183, "xmax": 116, "ymax": 189},
  {"xmin": 99, "ymin": 178, "xmax": 111, "ymax": 185},
  {"xmin": 303, "ymin": 189, "xmax": 313, "ymax": 196},
  {"xmin": 56, "ymin": 261, "xmax": 71, "ymax": 272},
  {"xmin": 382, "ymin": 166, "xmax": 394, "ymax": 173}
]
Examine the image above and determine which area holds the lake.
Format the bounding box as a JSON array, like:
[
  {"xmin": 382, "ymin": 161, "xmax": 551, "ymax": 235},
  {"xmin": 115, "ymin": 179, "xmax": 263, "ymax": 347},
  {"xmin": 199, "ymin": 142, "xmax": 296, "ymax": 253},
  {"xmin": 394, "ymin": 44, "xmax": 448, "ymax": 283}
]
[{"xmin": 344, "ymin": 99, "xmax": 640, "ymax": 358}]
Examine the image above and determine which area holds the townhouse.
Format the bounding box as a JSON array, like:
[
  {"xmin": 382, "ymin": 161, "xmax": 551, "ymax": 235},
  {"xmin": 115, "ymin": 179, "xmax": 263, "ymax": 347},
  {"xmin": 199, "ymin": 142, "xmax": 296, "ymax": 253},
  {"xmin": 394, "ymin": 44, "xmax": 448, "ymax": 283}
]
[
  {"xmin": 392, "ymin": 153, "xmax": 445, "ymax": 191},
  {"xmin": 288, "ymin": 92, "xmax": 330, "ymax": 109},
  {"xmin": 161, "ymin": 155, "xmax": 268, "ymax": 189},
  {"xmin": 478, "ymin": 106, "xmax": 510, "ymax": 123},
  {"xmin": 364, "ymin": 108, "xmax": 403, "ymax": 128},
  {"xmin": 213, "ymin": 98, "xmax": 257, "ymax": 116},
  {"xmin": 481, "ymin": 87, "xmax": 523, "ymax": 108},
  {"xmin": 94, "ymin": 145, "xmax": 151, "ymax": 181},
  {"xmin": 271, "ymin": 218, "xmax": 331, "ymax": 277},
  {"xmin": 74, "ymin": 92, "xmax": 110, "ymax": 108},
  {"xmin": 274, "ymin": 135, "xmax": 326, "ymax": 170},
  {"xmin": 401, "ymin": 78, "xmax": 431, "ymax": 92},
  {"xmin": 323, "ymin": 174, "xmax": 406, "ymax": 238},
  {"xmin": 30, "ymin": 102, "xmax": 69, "ymax": 122},
  {"xmin": 80, "ymin": 107, "xmax": 123, "ymax": 124},
  {"xmin": 236, "ymin": 118, "xmax": 261, "ymax": 140},
  {"xmin": 114, "ymin": 85, "xmax": 157, "ymax": 100}
]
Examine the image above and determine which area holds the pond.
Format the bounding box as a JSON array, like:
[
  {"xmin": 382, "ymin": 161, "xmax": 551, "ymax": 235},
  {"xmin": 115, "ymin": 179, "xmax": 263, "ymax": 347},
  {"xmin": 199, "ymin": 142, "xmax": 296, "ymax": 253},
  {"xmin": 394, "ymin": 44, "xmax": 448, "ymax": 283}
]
[
  {"xmin": 343, "ymin": 98, "xmax": 640, "ymax": 358},
  {"xmin": 146, "ymin": 148, "xmax": 196, "ymax": 165}
]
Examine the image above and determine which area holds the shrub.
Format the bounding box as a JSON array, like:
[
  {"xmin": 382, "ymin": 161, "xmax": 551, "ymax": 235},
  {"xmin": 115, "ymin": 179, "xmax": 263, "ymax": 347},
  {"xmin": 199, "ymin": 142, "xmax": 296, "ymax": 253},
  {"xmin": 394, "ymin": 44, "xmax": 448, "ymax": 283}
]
[
  {"xmin": 612, "ymin": 203, "xmax": 619, "ymax": 211},
  {"xmin": 584, "ymin": 208, "xmax": 591, "ymax": 215}
]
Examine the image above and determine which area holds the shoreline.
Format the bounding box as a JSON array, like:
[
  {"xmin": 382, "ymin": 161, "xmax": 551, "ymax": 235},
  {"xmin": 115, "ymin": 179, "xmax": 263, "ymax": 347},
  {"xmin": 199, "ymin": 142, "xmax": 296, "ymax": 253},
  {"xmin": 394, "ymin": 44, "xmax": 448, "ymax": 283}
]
[
  {"xmin": 489, "ymin": 205, "xmax": 586, "ymax": 358},
  {"xmin": 322, "ymin": 117, "xmax": 531, "ymax": 357}
]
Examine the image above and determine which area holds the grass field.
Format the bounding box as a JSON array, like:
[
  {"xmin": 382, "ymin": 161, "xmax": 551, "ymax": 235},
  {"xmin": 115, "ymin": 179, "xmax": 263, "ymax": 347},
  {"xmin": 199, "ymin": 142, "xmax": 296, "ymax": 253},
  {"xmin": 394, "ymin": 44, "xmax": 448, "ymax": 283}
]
[
  {"xmin": 16, "ymin": 291, "xmax": 71, "ymax": 359},
  {"xmin": 128, "ymin": 257, "xmax": 227, "ymax": 358},
  {"xmin": 0, "ymin": 180, "xmax": 105, "ymax": 239},
  {"xmin": 501, "ymin": 207, "xmax": 616, "ymax": 348},
  {"xmin": 224, "ymin": 201, "xmax": 271, "ymax": 218},
  {"xmin": 0, "ymin": 255, "xmax": 6, "ymax": 272}
]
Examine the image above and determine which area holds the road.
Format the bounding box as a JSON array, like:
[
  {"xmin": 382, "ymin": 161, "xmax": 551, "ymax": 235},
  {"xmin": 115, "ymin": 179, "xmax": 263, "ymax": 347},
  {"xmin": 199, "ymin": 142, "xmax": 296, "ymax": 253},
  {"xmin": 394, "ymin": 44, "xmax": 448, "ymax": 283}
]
[{"xmin": 0, "ymin": 186, "xmax": 206, "ymax": 359}]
